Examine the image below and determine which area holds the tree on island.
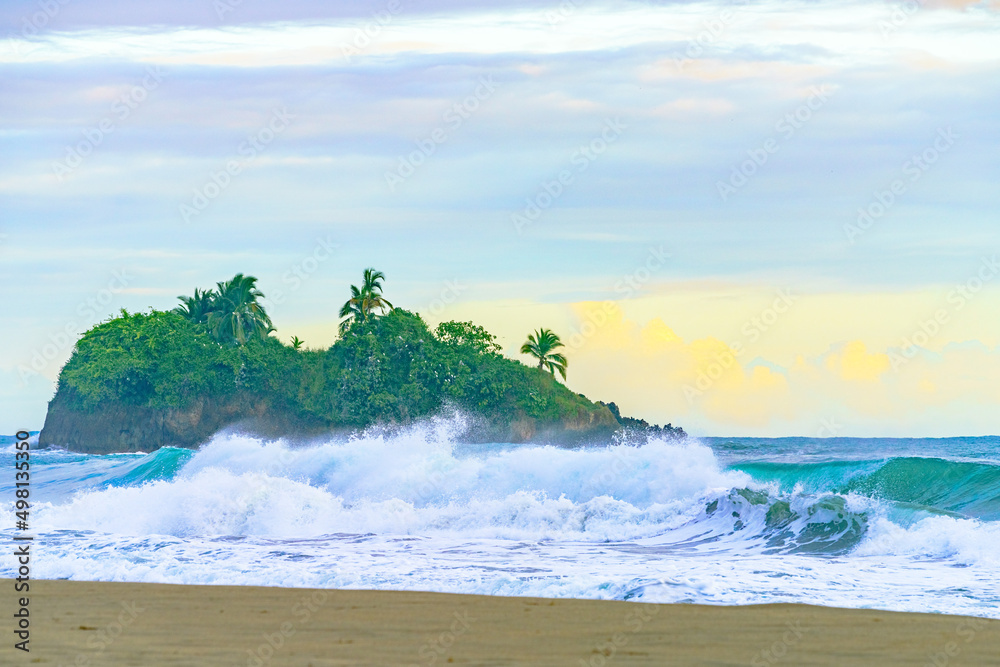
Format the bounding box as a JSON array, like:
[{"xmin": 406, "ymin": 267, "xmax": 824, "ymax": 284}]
[
  {"xmin": 173, "ymin": 287, "xmax": 216, "ymax": 325},
  {"xmin": 46, "ymin": 271, "xmax": 691, "ymax": 453},
  {"xmin": 173, "ymin": 273, "xmax": 273, "ymax": 345},
  {"xmin": 339, "ymin": 267, "xmax": 393, "ymax": 333},
  {"xmin": 207, "ymin": 274, "xmax": 274, "ymax": 345},
  {"xmin": 434, "ymin": 320, "xmax": 502, "ymax": 355},
  {"xmin": 520, "ymin": 328, "xmax": 568, "ymax": 380}
]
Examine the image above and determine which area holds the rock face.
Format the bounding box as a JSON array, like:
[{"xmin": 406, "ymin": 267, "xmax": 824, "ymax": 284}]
[
  {"xmin": 455, "ymin": 408, "xmax": 621, "ymax": 447},
  {"xmin": 598, "ymin": 401, "xmax": 687, "ymax": 442},
  {"xmin": 39, "ymin": 391, "xmax": 251, "ymax": 454},
  {"xmin": 39, "ymin": 388, "xmax": 623, "ymax": 454},
  {"xmin": 39, "ymin": 308, "xmax": 678, "ymax": 454}
]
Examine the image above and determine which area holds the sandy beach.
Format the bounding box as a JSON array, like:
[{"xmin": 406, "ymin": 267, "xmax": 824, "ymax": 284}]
[{"xmin": 2, "ymin": 579, "xmax": 997, "ymax": 666}]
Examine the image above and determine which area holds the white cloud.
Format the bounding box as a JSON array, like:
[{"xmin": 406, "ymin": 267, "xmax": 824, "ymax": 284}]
[{"xmin": 3, "ymin": 2, "xmax": 998, "ymax": 67}]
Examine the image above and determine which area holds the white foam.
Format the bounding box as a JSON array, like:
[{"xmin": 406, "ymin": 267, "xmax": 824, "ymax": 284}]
[
  {"xmin": 854, "ymin": 514, "xmax": 1000, "ymax": 565},
  {"xmin": 32, "ymin": 429, "xmax": 746, "ymax": 540},
  {"xmin": 9, "ymin": 424, "xmax": 1000, "ymax": 619},
  {"xmin": 181, "ymin": 428, "xmax": 747, "ymax": 508}
]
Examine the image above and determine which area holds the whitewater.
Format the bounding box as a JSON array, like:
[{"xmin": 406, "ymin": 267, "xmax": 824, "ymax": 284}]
[{"xmin": 3, "ymin": 423, "xmax": 999, "ymax": 618}]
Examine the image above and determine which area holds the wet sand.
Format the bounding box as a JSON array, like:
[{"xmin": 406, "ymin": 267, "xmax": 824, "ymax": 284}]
[{"xmin": 3, "ymin": 579, "xmax": 998, "ymax": 666}]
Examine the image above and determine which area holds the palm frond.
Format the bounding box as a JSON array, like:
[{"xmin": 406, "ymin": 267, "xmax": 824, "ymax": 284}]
[
  {"xmin": 339, "ymin": 268, "xmax": 393, "ymax": 332},
  {"xmin": 520, "ymin": 328, "xmax": 569, "ymax": 380}
]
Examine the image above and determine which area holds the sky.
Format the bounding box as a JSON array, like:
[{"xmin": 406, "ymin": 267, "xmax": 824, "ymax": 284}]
[{"xmin": 1, "ymin": 0, "xmax": 998, "ymax": 437}]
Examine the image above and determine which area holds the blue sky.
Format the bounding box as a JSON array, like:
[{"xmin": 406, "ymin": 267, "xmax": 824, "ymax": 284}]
[{"xmin": 2, "ymin": 0, "xmax": 998, "ymax": 436}]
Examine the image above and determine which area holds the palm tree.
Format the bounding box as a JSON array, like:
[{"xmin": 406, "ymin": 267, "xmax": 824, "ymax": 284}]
[
  {"xmin": 206, "ymin": 273, "xmax": 274, "ymax": 345},
  {"xmin": 520, "ymin": 328, "xmax": 568, "ymax": 380},
  {"xmin": 338, "ymin": 284, "xmax": 368, "ymax": 332},
  {"xmin": 290, "ymin": 336, "xmax": 305, "ymax": 350},
  {"xmin": 339, "ymin": 267, "xmax": 393, "ymax": 332},
  {"xmin": 173, "ymin": 287, "xmax": 217, "ymax": 325}
]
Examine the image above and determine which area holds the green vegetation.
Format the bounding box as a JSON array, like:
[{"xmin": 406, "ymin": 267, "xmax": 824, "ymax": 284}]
[
  {"xmin": 54, "ymin": 307, "xmax": 609, "ymax": 435},
  {"xmin": 46, "ymin": 268, "xmax": 682, "ymax": 450},
  {"xmin": 338, "ymin": 267, "xmax": 393, "ymax": 333},
  {"xmin": 520, "ymin": 328, "xmax": 568, "ymax": 380},
  {"xmin": 172, "ymin": 273, "xmax": 273, "ymax": 345},
  {"xmin": 173, "ymin": 287, "xmax": 215, "ymax": 325},
  {"xmin": 433, "ymin": 320, "xmax": 502, "ymax": 355},
  {"xmin": 52, "ymin": 270, "xmax": 622, "ymax": 442}
]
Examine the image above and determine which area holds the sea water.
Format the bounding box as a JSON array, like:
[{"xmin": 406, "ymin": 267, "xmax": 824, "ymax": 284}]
[{"xmin": 2, "ymin": 423, "xmax": 998, "ymax": 618}]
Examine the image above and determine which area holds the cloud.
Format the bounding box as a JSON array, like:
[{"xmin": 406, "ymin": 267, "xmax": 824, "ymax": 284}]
[
  {"xmin": 652, "ymin": 97, "xmax": 736, "ymax": 116},
  {"xmin": 554, "ymin": 298, "xmax": 1000, "ymax": 435},
  {"xmin": 2, "ymin": 0, "xmax": 999, "ymax": 435},
  {"xmin": 825, "ymin": 341, "xmax": 890, "ymax": 383},
  {"xmin": 0, "ymin": 0, "xmax": 623, "ymax": 32},
  {"xmin": 5, "ymin": 1, "xmax": 999, "ymax": 67}
]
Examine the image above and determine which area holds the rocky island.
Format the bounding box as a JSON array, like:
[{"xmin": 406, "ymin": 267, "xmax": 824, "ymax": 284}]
[{"xmin": 39, "ymin": 271, "xmax": 684, "ymax": 454}]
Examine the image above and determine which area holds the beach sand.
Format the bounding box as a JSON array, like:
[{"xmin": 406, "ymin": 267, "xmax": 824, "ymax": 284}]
[{"xmin": 3, "ymin": 579, "xmax": 998, "ymax": 666}]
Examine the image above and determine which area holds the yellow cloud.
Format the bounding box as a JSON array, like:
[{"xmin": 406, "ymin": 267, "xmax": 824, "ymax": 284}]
[
  {"xmin": 442, "ymin": 286, "xmax": 1000, "ymax": 435},
  {"xmin": 826, "ymin": 341, "xmax": 890, "ymax": 382},
  {"xmin": 640, "ymin": 318, "xmax": 682, "ymax": 348}
]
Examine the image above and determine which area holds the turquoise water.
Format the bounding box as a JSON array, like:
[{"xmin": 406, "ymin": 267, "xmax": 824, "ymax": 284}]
[{"xmin": 2, "ymin": 429, "xmax": 998, "ymax": 617}]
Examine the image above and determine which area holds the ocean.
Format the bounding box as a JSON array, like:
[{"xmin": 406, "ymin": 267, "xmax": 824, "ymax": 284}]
[{"xmin": 3, "ymin": 423, "xmax": 998, "ymax": 619}]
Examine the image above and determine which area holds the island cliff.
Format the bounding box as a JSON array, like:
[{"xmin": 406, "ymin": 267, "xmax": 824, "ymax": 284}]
[{"xmin": 39, "ymin": 308, "xmax": 683, "ymax": 454}]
